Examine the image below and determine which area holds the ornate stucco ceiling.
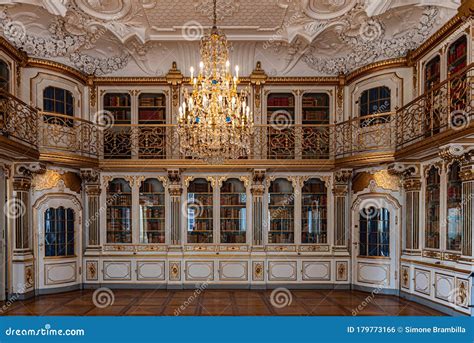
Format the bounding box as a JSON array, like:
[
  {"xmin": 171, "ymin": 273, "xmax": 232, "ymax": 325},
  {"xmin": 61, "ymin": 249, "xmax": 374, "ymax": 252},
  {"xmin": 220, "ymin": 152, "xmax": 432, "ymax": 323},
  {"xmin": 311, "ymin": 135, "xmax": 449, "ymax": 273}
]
[{"xmin": 0, "ymin": 0, "xmax": 461, "ymax": 76}]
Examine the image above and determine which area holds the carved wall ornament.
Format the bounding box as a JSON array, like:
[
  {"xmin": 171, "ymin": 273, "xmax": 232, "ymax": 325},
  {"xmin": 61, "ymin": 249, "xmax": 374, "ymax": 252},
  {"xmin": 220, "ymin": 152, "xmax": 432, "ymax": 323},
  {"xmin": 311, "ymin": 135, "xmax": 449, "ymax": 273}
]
[
  {"xmin": 252, "ymin": 169, "xmax": 266, "ymax": 185},
  {"xmin": 167, "ymin": 169, "xmax": 181, "ymax": 184},
  {"xmin": 334, "ymin": 169, "xmax": 352, "ymax": 184},
  {"xmin": 15, "ymin": 162, "xmax": 46, "ymax": 178},
  {"xmin": 34, "ymin": 169, "xmax": 82, "ymax": 193},
  {"xmin": 352, "ymin": 170, "xmax": 400, "ymax": 193},
  {"xmin": 80, "ymin": 168, "xmax": 100, "ymax": 184},
  {"xmin": 86, "ymin": 261, "xmax": 98, "ymax": 281},
  {"xmin": 403, "ymin": 178, "xmax": 422, "ymax": 192}
]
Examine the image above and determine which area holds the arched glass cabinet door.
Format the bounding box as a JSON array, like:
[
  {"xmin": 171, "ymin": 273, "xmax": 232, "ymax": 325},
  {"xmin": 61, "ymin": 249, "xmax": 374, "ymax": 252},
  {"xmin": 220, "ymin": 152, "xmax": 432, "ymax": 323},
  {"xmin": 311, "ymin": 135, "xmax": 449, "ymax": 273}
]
[
  {"xmin": 359, "ymin": 207, "xmax": 390, "ymax": 257},
  {"xmin": 268, "ymin": 178, "xmax": 294, "ymax": 244},
  {"xmin": 106, "ymin": 178, "xmax": 132, "ymax": 243},
  {"xmin": 44, "ymin": 207, "xmax": 75, "ymax": 257},
  {"xmin": 187, "ymin": 178, "xmax": 213, "ymax": 243},
  {"xmin": 220, "ymin": 178, "xmax": 246, "ymax": 244},
  {"xmin": 0, "ymin": 60, "xmax": 10, "ymax": 92},
  {"xmin": 139, "ymin": 178, "xmax": 166, "ymax": 243},
  {"xmin": 301, "ymin": 178, "xmax": 327, "ymax": 244}
]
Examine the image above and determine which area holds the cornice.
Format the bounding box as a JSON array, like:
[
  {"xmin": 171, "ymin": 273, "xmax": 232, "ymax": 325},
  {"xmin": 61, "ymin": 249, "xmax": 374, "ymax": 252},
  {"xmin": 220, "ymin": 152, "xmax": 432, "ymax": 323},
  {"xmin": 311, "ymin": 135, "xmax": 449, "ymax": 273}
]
[
  {"xmin": 26, "ymin": 58, "xmax": 87, "ymax": 84},
  {"xmin": 265, "ymin": 76, "xmax": 339, "ymax": 85},
  {"xmin": 94, "ymin": 76, "xmax": 168, "ymax": 85},
  {"xmin": 345, "ymin": 57, "xmax": 407, "ymax": 84},
  {"xmin": 0, "ymin": 36, "xmax": 27, "ymax": 63}
]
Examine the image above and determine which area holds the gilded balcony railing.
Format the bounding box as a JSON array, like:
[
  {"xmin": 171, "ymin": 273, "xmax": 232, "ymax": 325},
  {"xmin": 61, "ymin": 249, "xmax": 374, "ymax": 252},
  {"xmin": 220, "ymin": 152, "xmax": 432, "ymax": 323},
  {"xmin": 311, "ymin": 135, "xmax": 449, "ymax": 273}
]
[
  {"xmin": 39, "ymin": 112, "xmax": 102, "ymax": 158},
  {"xmin": 334, "ymin": 112, "xmax": 396, "ymax": 158},
  {"xmin": 0, "ymin": 90, "xmax": 38, "ymax": 148},
  {"xmin": 0, "ymin": 65, "xmax": 472, "ymax": 162},
  {"xmin": 396, "ymin": 63, "xmax": 474, "ymax": 150}
]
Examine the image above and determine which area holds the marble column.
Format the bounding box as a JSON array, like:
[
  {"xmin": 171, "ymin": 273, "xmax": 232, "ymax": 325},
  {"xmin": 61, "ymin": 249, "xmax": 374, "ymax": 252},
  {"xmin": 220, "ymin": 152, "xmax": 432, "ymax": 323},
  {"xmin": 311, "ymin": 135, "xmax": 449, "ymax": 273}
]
[{"xmin": 168, "ymin": 169, "xmax": 183, "ymax": 246}]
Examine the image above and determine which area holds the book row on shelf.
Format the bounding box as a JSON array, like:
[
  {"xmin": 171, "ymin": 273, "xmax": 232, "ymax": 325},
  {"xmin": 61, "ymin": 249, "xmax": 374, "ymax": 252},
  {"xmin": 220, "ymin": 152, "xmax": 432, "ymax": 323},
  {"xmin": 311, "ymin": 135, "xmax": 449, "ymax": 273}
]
[
  {"xmin": 143, "ymin": 233, "xmax": 165, "ymax": 244},
  {"xmin": 220, "ymin": 196, "xmax": 246, "ymax": 205},
  {"xmin": 448, "ymin": 40, "xmax": 467, "ymax": 65},
  {"xmin": 189, "ymin": 221, "xmax": 212, "ymax": 231},
  {"xmin": 105, "ymin": 94, "xmax": 130, "ymax": 107},
  {"xmin": 303, "ymin": 110, "xmax": 329, "ymax": 121},
  {"xmin": 303, "ymin": 194, "xmax": 327, "ymax": 203},
  {"xmin": 302, "ymin": 210, "xmax": 327, "ymax": 220},
  {"xmin": 270, "ymin": 233, "xmax": 294, "ymax": 244},
  {"xmin": 190, "ymin": 183, "xmax": 213, "ymax": 193},
  {"xmin": 221, "ymin": 208, "xmax": 245, "ymax": 218},
  {"xmin": 139, "ymin": 109, "xmax": 165, "ymax": 122},
  {"xmin": 267, "ymin": 96, "xmax": 294, "ymax": 107},
  {"xmin": 221, "ymin": 233, "xmax": 246, "ymax": 244},
  {"xmin": 142, "ymin": 221, "xmax": 165, "ymax": 231},
  {"xmin": 187, "ymin": 233, "xmax": 213, "ymax": 244},
  {"xmin": 139, "ymin": 96, "xmax": 165, "ymax": 107},
  {"xmin": 107, "ymin": 232, "xmax": 132, "ymax": 244},
  {"xmin": 142, "ymin": 207, "xmax": 165, "ymax": 218},
  {"xmin": 302, "ymin": 97, "xmax": 328, "ymax": 107},
  {"xmin": 139, "ymin": 195, "xmax": 164, "ymax": 204},
  {"xmin": 189, "ymin": 208, "xmax": 213, "ymax": 218},
  {"xmin": 270, "ymin": 221, "xmax": 294, "ymax": 231},
  {"xmin": 189, "ymin": 194, "xmax": 213, "ymax": 205},
  {"xmin": 107, "ymin": 207, "xmax": 131, "ymax": 218},
  {"xmin": 220, "ymin": 220, "xmax": 245, "ymax": 232}
]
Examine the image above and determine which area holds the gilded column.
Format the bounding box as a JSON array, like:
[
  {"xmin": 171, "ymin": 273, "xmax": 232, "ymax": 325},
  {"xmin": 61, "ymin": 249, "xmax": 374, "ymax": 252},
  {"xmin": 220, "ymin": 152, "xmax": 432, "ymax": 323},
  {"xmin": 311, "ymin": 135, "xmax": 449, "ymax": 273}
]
[
  {"xmin": 166, "ymin": 62, "xmax": 183, "ymax": 159},
  {"xmin": 168, "ymin": 169, "xmax": 183, "ymax": 246},
  {"xmin": 251, "ymin": 169, "xmax": 266, "ymax": 246},
  {"xmin": 81, "ymin": 169, "xmax": 101, "ymax": 249},
  {"xmin": 460, "ymin": 156, "xmax": 474, "ymax": 258},
  {"xmin": 333, "ymin": 169, "xmax": 351, "ymax": 251}
]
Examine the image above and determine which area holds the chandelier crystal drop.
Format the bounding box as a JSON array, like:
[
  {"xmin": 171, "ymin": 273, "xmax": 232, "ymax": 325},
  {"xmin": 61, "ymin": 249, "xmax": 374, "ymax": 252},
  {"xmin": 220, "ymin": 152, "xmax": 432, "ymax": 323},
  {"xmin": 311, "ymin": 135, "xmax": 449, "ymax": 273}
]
[{"xmin": 177, "ymin": 0, "xmax": 253, "ymax": 164}]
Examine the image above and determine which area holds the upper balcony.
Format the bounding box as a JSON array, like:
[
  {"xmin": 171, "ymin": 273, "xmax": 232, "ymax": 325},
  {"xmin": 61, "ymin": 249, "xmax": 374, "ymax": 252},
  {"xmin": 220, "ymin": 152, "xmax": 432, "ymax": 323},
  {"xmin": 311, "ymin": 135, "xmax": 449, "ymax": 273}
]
[{"xmin": 1, "ymin": 63, "xmax": 472, "ymax": 169}]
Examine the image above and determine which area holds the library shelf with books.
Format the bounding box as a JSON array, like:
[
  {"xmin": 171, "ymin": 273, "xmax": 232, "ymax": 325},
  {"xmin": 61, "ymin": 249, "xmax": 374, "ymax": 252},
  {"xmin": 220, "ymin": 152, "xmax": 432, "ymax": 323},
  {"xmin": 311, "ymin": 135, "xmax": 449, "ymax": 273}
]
[
  {"xmin": 425, "ymin": 166, "xmax": 440, "ymax": 250},
  {"xmin": 267, "ymin": 93, "xmax": 296, "ymax": 159},
  {"xmin": 103, "ymin": 93, "xmax": 131, "ymax": 124},
  {"xmin": 137, "ymin": 93, "xmax": 167, "ymax": 159},
  {"xmin": 138, "ymin": 93, "xmax": 166, "ymax": 123},
  {"xmin": 220, "ymin": 178, "xmax": 247, "ymax": 244},
  {"xmin": 139, "ymin": 178, "xmax": 166, "ymax": 244},
  {"xmin": 424, "ymin": 55, "xmax": 441, "ymax": 91},
  {"xmin": 106, "ymin": 178, "xmax": 132, "ymax": 243},
  {"xmin": 301, "ymin": 178, "xmax": 328, "ymax": 244},
  {"xmin": 268, "ymin": 178, "xmax": 294, "ymax": 244},
  {"xmin": 187, "ymin": 178, "xmax": 214, "ymax": 244},
  {"xmin": 446, "ymin": 161, "xmax": 462, "ymax": 252},
  {"xmin": 302, "ymin": 93, "xmax": 330, "ymax": 159},
  {"xmin": 448, "ymin": 35, "xmax": 468, "ymax": 112}
]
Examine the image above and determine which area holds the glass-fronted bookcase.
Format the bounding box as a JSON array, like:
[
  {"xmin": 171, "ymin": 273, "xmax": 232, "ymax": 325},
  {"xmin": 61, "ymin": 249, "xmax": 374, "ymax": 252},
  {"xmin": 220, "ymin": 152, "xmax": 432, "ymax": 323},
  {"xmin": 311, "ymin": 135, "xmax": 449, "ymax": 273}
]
[
  {"xmin": 139, "ymin": 178, "xmax": 165, "ymax": 243},
  {"xmin": 106, "ymin": 178, "xmax": 132, "ymax": 243},
  {"xmin": 187, "ymin": 178, "xmax": 214, "ymax": 244},
  {"xmin": 220, "ymin": 178, "xmax": 247, "ymax": 244},
  {"xmin": 301, "ymin": 178, "xmax": 328, "ymax": 244},
  {"xmin": 268, "ymin": 178, "xmax": 295, "ymax": 244}
]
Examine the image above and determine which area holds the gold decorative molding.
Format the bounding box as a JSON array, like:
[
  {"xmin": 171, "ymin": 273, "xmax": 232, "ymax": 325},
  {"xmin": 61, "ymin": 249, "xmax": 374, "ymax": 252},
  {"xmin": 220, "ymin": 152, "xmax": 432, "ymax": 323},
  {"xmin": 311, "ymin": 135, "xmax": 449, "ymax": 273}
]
[
  {"xmin": 345, "ymin": 57, "xmax": 407, "ymax": 84},
  {"xmin": 33, "ymin": 169, "xmax": 82, "ymax": 193},
  {"xmin": 27, "ymin": 58, "xmax": 87, "ymax": 84},
  {"xmin": 252, "ymin": 261, "xmax": 264, "ymax": 281},
  {"xmin": 352, "ymin": 170, "xmax": 400, "ymax": 193}
]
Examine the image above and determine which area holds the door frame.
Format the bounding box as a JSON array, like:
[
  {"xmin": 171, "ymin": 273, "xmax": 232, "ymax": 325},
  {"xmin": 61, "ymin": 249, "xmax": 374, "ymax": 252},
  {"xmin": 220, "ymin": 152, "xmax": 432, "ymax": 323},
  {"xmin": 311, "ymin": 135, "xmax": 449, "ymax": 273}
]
[
  {"xmin": 351, "ymin": 193, "xmax": 401, "ymax": 290},
  {"xmin": 33, "ymin": 193, "xmax": 82, "ymax": 290}
]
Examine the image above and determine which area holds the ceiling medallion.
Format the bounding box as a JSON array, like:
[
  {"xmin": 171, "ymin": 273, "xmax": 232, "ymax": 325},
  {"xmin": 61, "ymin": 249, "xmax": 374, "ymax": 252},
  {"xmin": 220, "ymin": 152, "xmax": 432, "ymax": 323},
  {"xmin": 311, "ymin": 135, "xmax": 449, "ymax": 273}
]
[{"xmin": 178, "ymin": 0, "xmax": 252, "ymax": 164}]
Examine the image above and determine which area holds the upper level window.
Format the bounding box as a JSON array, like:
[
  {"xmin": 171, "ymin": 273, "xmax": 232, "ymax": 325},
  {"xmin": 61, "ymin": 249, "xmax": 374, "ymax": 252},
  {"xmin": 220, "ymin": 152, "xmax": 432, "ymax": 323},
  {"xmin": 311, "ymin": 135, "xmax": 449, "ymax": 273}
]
[
  {"xmin": 44, "ymin": 207, "xmax": 75, "ymax": 257},
  {"xmin": 448, "ymin": 35, "xmax": 467, "ymax": 74},
  {"xmin": 43, "ymin": 86, "xmax": 74, "ymax": 116},
  {"xmin": 359, "ymin": 86, "xmax": 391, "ymax": 117},
  {"xmin": 0, "ymin": 60, "xmax": 10, "ymax": 92}
]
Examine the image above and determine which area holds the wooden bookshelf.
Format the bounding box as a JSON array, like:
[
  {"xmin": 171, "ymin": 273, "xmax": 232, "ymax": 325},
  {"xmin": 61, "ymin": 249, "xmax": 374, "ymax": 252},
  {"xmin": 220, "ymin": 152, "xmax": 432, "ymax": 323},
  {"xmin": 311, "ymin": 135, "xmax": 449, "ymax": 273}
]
[
  {"xmin": 139, "ymin": 179, "xmax": 165, "ymax": 244},
  {"xmin": 424, "ymin": 55, "xmax": 440, "ymax": 91},
  {"xmin": 106, "ymin": 179, "xmax": 132, "ymax": 243},
  {"xmin": 220, "ymin": 179, "xmax": 246, "ymax": 244},
  {"xmin": 267, "ymin": 93, "xmax": 295, "ymax": 159},
  {"xmin": 425, "ymin": 167, "xmax": 440, "ymax": 249},
  {"xmin": 448, "ymin": 35, "xmax": 467, "ymax": 74},
  {"xmin": 447, "ymin": 162, "xmax": 462, "ymax": 251},
  {"xmin": 103, "ymin": 93, "xmax": 131, "ymax": 124},
  {"xmin": 302, "ymin": 93, "xmax": 330, "ymax": 124},
  {"xmin": 187, "ymin": 179, "xmax": 213, "ymax": 243},
  {"xmin": 268, "ymin": 179, "xmax": 294, "ymax": 244},
  {"xmin": 138, "ymin": 93, "xmax": 166, "ymax": 124},
  {"xmin": 301, "ymin": 178, "xmax": 327, "ymax": 244}
]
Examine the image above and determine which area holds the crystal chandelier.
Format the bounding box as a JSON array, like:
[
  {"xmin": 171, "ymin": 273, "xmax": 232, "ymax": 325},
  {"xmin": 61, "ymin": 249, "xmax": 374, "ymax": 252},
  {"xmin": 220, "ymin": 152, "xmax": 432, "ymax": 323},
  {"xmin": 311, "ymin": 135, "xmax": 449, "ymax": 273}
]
[{"xmin": 177, "ymin": 0, "xmax": 253, "ymax": 164}]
